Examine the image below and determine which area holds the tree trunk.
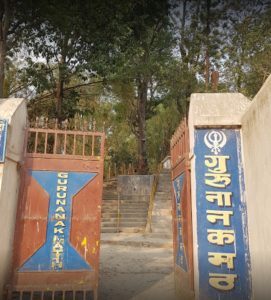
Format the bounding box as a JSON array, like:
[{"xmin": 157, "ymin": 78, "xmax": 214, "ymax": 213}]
[
  {"xmin": 205, "ymin": 49, "xmax": 210, "ymax": 91},
  {"xmin": 56, "ymin": 77, "xmax": 64, "ymax": 121},
  {"xmin": 205, "ymin": 0, "xmax": 211, "ymax": 91},
  {"xmin": 137, "ymin": 78, "xmax": 148, "ymax": 175},
  {"xmin": 56, "ymin": 57, "xmax": 64, "ymax": 121},
  {"xmin": 182, "ymin": 0, "xmax": 187, "ymax": 30},
  {"xmin": 0, "ymin": 0, "xmax": 10, "ymax": 98},
  {"xmin": 0, "ymin": 38, "xmax": 6, "ymax": 98},
  {"xmin": 211, "ymin": 70, "xmax": 219, "ymax": 92}
]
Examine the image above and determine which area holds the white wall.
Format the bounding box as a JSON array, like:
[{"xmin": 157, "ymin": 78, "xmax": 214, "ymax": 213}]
[
  {"xmin": 0, "ymin": 99, "xmax": 27, "ymax": 299},
  {"xmin": 188, "ymin": 93, "xmax": 251, "ymax": 300},
  {"xmin": 241, "ymin": 75, "xmax": 271, "ymax": 300},
  {"xmin": 188, "ymin": 81, "xmax": 271, "ymax": 300}
]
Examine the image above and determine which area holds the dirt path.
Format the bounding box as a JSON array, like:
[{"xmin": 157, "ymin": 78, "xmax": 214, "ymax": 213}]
[{"xmin": 98, "ymin": 244, "xmax": 177, "ymax": 300}]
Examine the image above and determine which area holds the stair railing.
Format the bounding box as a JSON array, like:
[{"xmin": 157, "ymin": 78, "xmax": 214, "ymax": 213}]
[
  {"xmin": 117, "ymin": 186, "xmax": 121, "ymax": 232},
  {"xmin": 144, "ymin": 164, "xmax": 162, "ymax": 233}
]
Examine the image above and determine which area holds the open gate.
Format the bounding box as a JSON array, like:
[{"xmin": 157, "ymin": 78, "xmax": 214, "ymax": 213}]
[
  {"xmin": 7, "ymin": 122, "xmax": 105, "ymax": 300},
  {"xmin": 170, "ymin": 118, "xmax": 194, "ymax": 298}
]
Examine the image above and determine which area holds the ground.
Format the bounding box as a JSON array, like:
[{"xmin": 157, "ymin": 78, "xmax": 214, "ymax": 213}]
[{"xmin": 98, "ymin": 243, "xmax": 177, "ymax": 300}]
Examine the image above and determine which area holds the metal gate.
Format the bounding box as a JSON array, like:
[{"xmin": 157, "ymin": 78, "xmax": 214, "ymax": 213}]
[
  {"xmin": 170, "ymin": 118, "xmax": 194, "ymax": 296},
  {"xmin": 7, "ymin": 121, "xmax": 105, "ymax": 300}
]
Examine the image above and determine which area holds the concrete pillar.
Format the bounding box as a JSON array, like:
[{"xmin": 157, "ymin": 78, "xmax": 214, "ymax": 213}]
[
  {"xmin": 241, "ymin": 75, "xmax": 271, "ymax": 300},
  {"xmin": 188, "ymin": 93, "xmax": 252, "ymax": 300},
  {"xmin": 0, "ymin": 99, "xmax": 27, "ymax": 299}
]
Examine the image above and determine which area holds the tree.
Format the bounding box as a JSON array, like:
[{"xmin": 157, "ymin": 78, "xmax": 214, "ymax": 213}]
[
  {"xmin": 147, "ymin": 102, "xmax": 180, "ymax": 172},
  {"xmin": 171, "ymin": 0, "xmax": 235, "ymax": 95},
  {"xmin": 0, "ymin": 0, "xmax": 35, "ymax": 97},
  {"xmin": 22, "ymin": 0, "xmax": 127, "ymax": 120},
  {"xmin": 222, "ymin": 0, "xmax": 271, "ymax": 96},
  {"xmin": 111, "ymin": 0, "xmax": 175, "ymax": 174}
]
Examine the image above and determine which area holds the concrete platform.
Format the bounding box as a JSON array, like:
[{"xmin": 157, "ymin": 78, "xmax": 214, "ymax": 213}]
[
  {"xmin": 99, "ymin": 244, "xmax": 177, "ymax": 300},
  {"xmin": 101, "ymin": 233, "xmax": 173, "ymax": 248}
]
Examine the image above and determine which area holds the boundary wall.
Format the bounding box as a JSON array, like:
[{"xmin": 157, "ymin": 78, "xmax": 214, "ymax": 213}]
[
  {"xmin": 0, "ymin": 99, "xmax": 27, "ymax": 300},
  {"xmin": 241, "ymin": 76, "xmax": 271, "ymax": 300},
  {"xmin": 188, "ymin": 75, "xmax": 271, "ymax": 300}
]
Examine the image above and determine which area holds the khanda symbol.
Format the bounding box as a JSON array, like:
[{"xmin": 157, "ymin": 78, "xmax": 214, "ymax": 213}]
[{"xmin": 204, "ymin": 130, "xmax": 227, "ymax": 155}]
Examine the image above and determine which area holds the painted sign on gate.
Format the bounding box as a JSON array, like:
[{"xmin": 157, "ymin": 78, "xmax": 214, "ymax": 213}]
[
  {"xmin": 0, "ymin": 119, "xmax": 8, "ymax": 162},
  {"xmin": 20, "ymin": 170, "xmax": 96, "ymax": 271},
  {"xmin": 194, "ymin": 129, "xmax": 251, "ymax": 300},
  {"xmin": 173, "ymin": 174, "xmax": 188, "ymax": 271}
]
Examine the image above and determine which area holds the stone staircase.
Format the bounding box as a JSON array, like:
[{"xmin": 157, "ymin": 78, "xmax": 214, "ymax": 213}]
[
  {"xmin": 148, "ymin": 169, "xmax": 173, "ymax": 240},
  {"xmin": 101, "ymin": 169, "xmax": 173, "ymax": 248},
  {"xmin": 101, "ymin": 179, "xmax": 149, "ymax": 233}
]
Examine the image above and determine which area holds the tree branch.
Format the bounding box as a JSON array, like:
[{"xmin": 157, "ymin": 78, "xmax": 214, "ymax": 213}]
[{"xmin": 32, "ymin": 79, "xmax": 105, "ymax": 101}]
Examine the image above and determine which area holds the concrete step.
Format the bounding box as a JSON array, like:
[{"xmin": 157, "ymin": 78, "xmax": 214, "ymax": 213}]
[
  {"xmin": 152, "ymin": 224, "xmax": 172, "ymax": 232},
  {"xmin": 102, "ymin": 200, "xmax": 118, "ymax": 204},
  {"xmin": 153, "ymin": 202, "xmax": 171, "ymax": 209},
  {"xmin": 157, "ymin": 185, "xmax": 171, "ymax": 189},
  {"xmin": 103, "ymin": 193, "xmax": 118, "ymax": 197},
  {"xmin": 102, "ymin": 178, "xmax": 152, "ymax": 233},
  {"xmin": 152, "ymin": 216, "xmax": 172, "ymax": 223},
  {"xmin": 101, "ymin": 222, "xmax": 146, "ymax": 228},
  {"xmin": 152, "ymin": 215, "xmax": 172, "ymax": 222},
  {"xmin": 101, "ymin": 206, "xmax": 117, "ymax": 210},
  {"xmin": 103, "ymin": 184, "xmax": 117, "ymax": 189},
  {"xmin": 102, "ymin": 217, "xmax": 147, "ymax": 223},
  {"xmin": 152, "ymin": 209, "xmax": 172, "ymax": 216},
  {"xmin": 156, "ymin": 189, "xmax": 171, "ymax": 193},
  {"xmin": 119, "ymin": 222, "xmax": 146, "ymax": 228},
  {"xmin": 118, "ymin": 208, "xmax": 148, "ymax": 213},
  {"xmin": 155, "ymin": 191, "xmax": 170, "ymax": 196},
  {"xmin": 102, "ymin": 195, "xmax": 118, "ymax": 200},
  {"xmin": 102, "ymin": 217, "xmax": 118, "ymax": 222},
  {"xmin": 118, "ymin": 227, "xmax": 144, "ymax": 233},
  {"xmin": 102, "ymin": 202, "xmax": 118, "ymax": 205},
  {"xmin": 103, "ymin": 200, "xmax": 148, "ymax": 205},
  {"xmin": 101, "ymin": 211, "xmax": 118, "ymax": 215},
  {"xmin": 120, "ymin": 200, "xmax": 149, "ymax": 204},
  {"xmin": 102, "ymin": 208, "xmax": 147, "ymax": 212},
  {"xmin": 120, "ymin": 206, "xmax": 148, "ymax": 210},
  {"xmin": 101, "ymin": 208, "xmax": 118, "ymax": 213},
  {"xmin": 120, "ymin": 217, "xmax": 146, "ymax": 222},
  {"xmin": 156, "ymin": 189, "xmax": 171, "ymax": 194},
  {"xmin": 151, "ymin": 227, "xmax": 172, "ymax": 234},
  {"xmin": 157, "ymin": 182, "xmax": 171, "ymax": 187},
  {"xmin": 155, "ymin": 198, "xmax": 171, "ymax": 202},
  {"xmin": 159, "ymin": 178, "xmax": 171, "ymax": 183},
  {"xmin": 102, "ymin": 203, "xmax": 148, "ymax": 208},
  {"xmin": 101, "ymin": 227, "xmax": 118, "ymax": 233},
  {"xmin": 147, "ymin": 232, "xmax": 173, "ymax": 239},
  {"xmin": 120, "ymin": 201, "xmax": 149, "ymax": 205},
  {"xmin": 101, "ymin": 233, "xmax": 173, "ymax": 248},
  {"xmin": 157, "ymin": 178, "xmax": 171, "ymax": 182},
  {"xmin": 102, "ymin": 223, "xmax": 118, "ymax": 228},
  {"xmin": 102, "ymin": 212, "xmax": 147, "ymax": 219}
]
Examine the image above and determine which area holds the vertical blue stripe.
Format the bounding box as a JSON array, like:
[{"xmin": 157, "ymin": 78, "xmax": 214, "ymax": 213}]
[
  {"xmin": 195, "ymin": 129, "xmax": 251, "ymax": 300},
  {"xmin": 19, "ymin": 171, "xmax": 96, "ymax": 271}
]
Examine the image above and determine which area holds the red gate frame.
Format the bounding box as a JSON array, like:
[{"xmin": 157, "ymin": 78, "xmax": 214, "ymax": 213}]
[
  {"xmin": 7, "ymin": 126, "xmax": 105, "ymax": 300},
  {"xmin": 170, "ymin": 118, "xmax": 194, "ymax": 296}
]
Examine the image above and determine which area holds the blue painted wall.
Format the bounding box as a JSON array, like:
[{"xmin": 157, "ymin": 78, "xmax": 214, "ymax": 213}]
[
  {"xmin": 19, "ymin": 171, "xmax": 96, "ymax": 272},
  {"xmin": 173, "ymin": 174, "xmax": 188, "ymax": 271},
  {"xmin": 0, "ymin": 119, "xmax": 8, "ymax": 162},
  {"xmin": 194, "ymin": 129, "xmax": 251, "ymax": 300}
]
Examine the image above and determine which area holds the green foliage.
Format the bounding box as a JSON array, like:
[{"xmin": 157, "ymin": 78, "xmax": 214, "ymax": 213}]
[
  {"xmin": 3, "ymin": 0, "xmax": 271, "ymax": 173},
  {"xmin": 147, "ymin": 103, "xmax": 181, "ymax": 172}
]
